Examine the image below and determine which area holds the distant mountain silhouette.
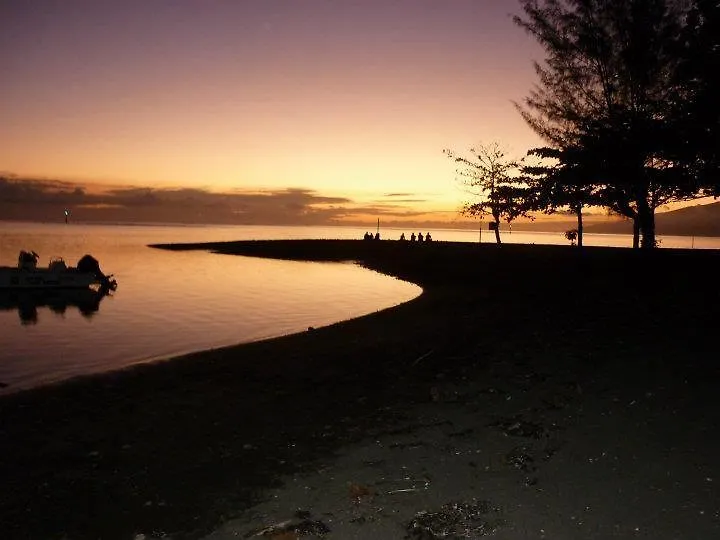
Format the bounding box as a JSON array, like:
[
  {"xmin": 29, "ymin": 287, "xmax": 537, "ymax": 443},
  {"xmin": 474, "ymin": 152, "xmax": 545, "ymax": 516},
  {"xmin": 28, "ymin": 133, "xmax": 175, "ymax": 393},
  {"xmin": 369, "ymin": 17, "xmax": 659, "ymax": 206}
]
[{"xmin": 585, "ymin": 201, "xmax": 720, "ymax": 237}]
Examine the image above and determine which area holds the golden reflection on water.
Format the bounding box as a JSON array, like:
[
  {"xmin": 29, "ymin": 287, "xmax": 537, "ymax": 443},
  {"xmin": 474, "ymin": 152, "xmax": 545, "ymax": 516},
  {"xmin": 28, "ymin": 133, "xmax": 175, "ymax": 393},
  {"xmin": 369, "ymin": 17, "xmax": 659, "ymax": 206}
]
[
  {"xmin": 2, "ymin": 221, "xmax": 718, "ymax": 393},
  {"xmin": 0, "ymin": 223, "xmax": 421, "ymax": 392}
]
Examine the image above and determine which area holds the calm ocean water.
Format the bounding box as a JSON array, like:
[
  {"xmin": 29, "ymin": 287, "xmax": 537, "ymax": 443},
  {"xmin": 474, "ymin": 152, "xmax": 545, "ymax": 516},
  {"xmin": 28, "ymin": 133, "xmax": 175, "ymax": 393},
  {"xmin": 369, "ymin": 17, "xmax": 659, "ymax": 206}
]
[
  {"xmin": 0, "ymin": 222, "xmax": 423, "ymax": 393},
  {"xmin": 1, "ymin": 222, "xmax": 718, "ymax": 393}
]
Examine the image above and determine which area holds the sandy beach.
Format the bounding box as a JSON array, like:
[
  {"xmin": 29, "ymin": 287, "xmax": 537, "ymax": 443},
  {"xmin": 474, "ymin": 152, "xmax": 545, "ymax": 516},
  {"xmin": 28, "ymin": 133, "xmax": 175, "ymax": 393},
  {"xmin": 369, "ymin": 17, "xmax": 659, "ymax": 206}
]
[{"xmin": 1, "ymin": 240, "xmax": 719, "ymax": 539}]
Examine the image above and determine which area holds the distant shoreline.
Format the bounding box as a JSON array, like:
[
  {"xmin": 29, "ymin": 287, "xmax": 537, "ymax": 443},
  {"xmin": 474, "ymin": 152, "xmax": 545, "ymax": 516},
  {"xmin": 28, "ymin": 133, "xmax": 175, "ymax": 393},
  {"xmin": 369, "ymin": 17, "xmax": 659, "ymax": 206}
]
[
  {"xmin": 2, "ymin": 215, "xmax": 720, "ymax": 238},
  {"xmin": 2, "ymin": 241, "xmax": 720, "ymax": 538}
]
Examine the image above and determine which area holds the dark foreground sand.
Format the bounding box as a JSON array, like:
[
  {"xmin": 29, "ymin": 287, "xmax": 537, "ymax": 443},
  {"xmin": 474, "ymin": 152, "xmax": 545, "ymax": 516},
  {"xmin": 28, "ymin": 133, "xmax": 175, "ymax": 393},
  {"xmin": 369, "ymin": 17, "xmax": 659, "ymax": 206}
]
[{"xmin": 1, "ymin": 241, "xmax": 719, "ymax": 539}]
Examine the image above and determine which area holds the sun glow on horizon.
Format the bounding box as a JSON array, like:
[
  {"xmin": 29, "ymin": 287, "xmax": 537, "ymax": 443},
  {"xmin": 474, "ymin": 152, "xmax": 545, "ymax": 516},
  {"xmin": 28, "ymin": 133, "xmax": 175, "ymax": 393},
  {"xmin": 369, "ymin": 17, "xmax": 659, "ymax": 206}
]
[{"xmin": 1, "ymin": 0, "xmax": 546, "ymax": 224}]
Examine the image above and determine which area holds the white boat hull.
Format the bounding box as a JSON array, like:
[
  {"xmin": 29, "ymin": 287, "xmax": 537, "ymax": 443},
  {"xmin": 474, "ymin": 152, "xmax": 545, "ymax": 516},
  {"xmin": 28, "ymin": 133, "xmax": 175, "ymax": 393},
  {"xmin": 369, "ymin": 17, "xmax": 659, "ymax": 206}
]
[{"xmin": 0, "ymin": 268, "xmax": 100, "ymax": 289}]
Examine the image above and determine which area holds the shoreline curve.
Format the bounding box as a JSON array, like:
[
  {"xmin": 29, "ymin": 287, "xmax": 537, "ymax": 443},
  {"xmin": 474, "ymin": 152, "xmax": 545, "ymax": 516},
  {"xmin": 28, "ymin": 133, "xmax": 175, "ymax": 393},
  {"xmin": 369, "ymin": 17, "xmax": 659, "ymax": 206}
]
[{"xmin": 2, "ymin": 240, "xmax": 719, "ymax": 539}]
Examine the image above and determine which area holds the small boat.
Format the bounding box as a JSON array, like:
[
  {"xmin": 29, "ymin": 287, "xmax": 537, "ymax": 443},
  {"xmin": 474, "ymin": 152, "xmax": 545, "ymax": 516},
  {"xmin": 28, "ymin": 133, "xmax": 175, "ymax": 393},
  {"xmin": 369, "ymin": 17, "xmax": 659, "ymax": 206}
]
[{"xmin": 0, "ymin": 251, "xmax": 117, "ymax": 290}]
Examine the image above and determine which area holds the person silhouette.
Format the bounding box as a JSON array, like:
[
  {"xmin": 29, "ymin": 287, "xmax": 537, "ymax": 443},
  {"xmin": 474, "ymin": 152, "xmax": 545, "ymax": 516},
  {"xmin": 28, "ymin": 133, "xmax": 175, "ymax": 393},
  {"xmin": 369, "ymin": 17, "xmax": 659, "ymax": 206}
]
[
  {"xmin": 399, "ymin": 233, "xmax": 406, "ymax": 241},
  {"xmin": 426, "ymin": 232, "xmax": 432, "ymax": 242},
  {"xmin": 410, "ymin": 232, "xmax": 416, "ymax": 242},
  {"xmin": 375, "ymin": 232, "xmax": 380, "ymax": 240},
  {"xmin": 418, "ymin": 232, "xmax": 424, "ymax": 242}
]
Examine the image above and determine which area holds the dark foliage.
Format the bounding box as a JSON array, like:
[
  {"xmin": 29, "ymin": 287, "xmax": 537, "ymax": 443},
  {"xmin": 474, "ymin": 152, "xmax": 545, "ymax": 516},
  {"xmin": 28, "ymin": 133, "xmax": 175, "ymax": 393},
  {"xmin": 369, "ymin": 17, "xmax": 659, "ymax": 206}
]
[
  {"xmin": 445, "ymin": 143, "xmax": 532, "ymax": 244},
  {"xmin": 514, "ymin": 0, "xmax": 718, "ymax": 248}
]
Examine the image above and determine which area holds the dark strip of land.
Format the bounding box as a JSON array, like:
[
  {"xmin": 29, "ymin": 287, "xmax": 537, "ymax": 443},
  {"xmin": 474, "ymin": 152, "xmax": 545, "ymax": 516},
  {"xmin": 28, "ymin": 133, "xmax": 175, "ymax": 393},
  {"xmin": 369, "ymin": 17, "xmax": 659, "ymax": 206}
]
[{"xmin": 1, "ymin": 241, "xmax": 719, "ymax": 539}]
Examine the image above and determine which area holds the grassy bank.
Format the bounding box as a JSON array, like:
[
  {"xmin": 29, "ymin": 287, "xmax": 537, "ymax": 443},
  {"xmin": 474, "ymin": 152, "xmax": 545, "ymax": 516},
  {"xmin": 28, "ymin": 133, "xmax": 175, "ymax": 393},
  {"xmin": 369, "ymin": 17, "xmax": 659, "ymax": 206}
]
[{"xmin": 1, "ymin": 241, "xmax": 719, "ymax": 539}]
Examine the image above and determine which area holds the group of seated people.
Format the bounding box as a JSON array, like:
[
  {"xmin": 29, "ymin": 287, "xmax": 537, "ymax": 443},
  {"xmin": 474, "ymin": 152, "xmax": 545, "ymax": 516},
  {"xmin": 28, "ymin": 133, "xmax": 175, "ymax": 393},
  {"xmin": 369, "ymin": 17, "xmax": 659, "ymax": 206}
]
[
  {"xmin": 362, "ymin": 231, "xmax": 433, "ymax": 242},
  {"xmin": 363, "ymin": 231, "xmax": 381, "ymax": 241},
  {"xmin": 399, "ymin": 232, "xmax": 432, "ymax": 242}
]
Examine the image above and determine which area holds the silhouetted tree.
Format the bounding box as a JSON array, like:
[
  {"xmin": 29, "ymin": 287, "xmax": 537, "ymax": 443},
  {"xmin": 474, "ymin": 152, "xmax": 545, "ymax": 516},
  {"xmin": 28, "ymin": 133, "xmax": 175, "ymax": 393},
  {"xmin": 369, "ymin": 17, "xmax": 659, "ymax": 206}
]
[
  {"xmin": 671, "ymin": 0, "xmax": 720, "ymax": 193},
  {"xmin": 514, "ymin": 0, "xmax": 709, "ymax": 248},
  {"xmin": 522, "ymin": 147, "xmax": 604, "ymax": 247},
  {"xmin": 445, "ymin": 143, "xmax": 531, "ymax": 244}
]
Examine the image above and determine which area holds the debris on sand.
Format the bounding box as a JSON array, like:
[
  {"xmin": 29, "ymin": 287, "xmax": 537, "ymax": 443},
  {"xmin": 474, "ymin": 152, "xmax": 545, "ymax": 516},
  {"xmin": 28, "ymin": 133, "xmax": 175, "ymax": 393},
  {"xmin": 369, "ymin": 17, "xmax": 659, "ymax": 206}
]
[
  {"xmin": 405, "ymin": 500, "xmax": 506, "ymax": 539},
  {"xmin": 504, "ymin": 444, "xmax": 536, "ymax": 473},
  {"xmin": 348, "ymin": 482, "xmax": 375, "ymax": 504},
  {"xmin": 487, "ymin": 416, "xmax": 547, "ymax": 439},
  {"xmin": 244, "ymin": 512, "xmax": 330, "ymax": 538}
]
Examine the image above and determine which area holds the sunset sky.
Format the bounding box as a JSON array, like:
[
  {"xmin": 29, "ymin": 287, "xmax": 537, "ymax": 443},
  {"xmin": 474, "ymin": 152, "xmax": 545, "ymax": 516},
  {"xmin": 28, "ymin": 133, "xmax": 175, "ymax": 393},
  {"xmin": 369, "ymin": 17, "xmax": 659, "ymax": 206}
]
[{"xmin": 1, "ymin": 0, "xmax": 550, "ymax": 225}]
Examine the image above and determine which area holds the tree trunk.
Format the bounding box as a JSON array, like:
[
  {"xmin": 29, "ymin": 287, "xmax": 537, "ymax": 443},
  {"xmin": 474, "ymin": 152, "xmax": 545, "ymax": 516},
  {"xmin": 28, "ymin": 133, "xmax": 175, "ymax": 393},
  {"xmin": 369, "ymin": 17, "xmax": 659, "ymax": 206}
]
[
  {"xmin": 637, "ymin": 197, "xmax": 656, "ymax": 249},
  {"xmin": 575, "ymin": 205, "xmax": 584, "ymax": 248},
  {"xmin": 631, "ymin": 175, "xmax": 656, "ymax": 249},
  {"xmin": 632, "ymin": 217, "xmax": 640, "ymax": 249},
  {"xmin": 491, "ymin": 210, "xmax": 501, "ymax": 244},
  {"xmin": 640, "ymin": 209, "xmax": 656, "ymax": 249}
]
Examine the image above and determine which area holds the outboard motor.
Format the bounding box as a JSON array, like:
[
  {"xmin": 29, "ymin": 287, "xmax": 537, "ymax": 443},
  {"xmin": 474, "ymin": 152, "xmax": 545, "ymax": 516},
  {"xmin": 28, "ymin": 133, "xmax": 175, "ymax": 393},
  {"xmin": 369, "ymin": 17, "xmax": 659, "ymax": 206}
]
[
  {"xmin": 77, "ymin": 254, "xmax": 117, "ymax": 290},
  {"xmin": 77, "ymin": 254, "xmax": 101, "ymax": 274}
]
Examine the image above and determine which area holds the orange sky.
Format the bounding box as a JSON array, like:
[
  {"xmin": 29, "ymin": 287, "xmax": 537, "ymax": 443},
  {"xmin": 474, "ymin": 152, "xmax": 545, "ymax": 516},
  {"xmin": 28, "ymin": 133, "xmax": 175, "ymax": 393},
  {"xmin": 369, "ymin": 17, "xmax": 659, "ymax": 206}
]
[{"xmin": 1, "ymin": 1, "xmax": 549, "ymax": 224}]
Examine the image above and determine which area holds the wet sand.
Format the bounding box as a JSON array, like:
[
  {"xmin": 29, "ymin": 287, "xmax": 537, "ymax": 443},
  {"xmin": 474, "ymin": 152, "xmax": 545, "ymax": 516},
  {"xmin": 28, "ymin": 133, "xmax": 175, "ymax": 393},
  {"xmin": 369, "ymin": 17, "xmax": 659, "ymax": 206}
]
[{"xmin": 1, "ymin": 241, "xmax": 719, "ymax": 539}]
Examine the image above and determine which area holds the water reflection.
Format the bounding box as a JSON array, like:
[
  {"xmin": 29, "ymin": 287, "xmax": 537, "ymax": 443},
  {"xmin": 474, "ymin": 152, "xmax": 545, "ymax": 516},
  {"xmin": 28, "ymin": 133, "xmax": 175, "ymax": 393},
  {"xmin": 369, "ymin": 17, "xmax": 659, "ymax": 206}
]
[
  {"xmin": 0, "ymin": 287, "xmax": 111, "ymax": 325},
  {"xmin": 0, "ymin": 223, "xmax": 423, "ymax": 392}
]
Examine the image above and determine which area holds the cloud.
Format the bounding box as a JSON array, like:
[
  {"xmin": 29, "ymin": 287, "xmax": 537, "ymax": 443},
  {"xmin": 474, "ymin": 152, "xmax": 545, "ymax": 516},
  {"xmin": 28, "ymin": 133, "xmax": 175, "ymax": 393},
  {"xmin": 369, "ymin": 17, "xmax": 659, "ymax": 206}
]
[
  {"xmin": 0, "ymin": 176, "xmax": 87, "ymax": 206},
  {"xmin": 341, "ymin": 204, "xmax": 431, "ymax": 218},
  {"xmin": 374, "ymin": 198, "xmax": 427, "ymax": 204},
  {"xmin": 0, "ymin": 175, "xmax": 372, "ymax": 225}
]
